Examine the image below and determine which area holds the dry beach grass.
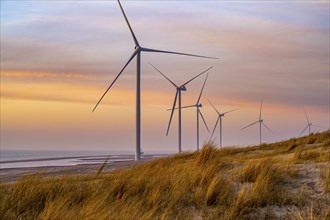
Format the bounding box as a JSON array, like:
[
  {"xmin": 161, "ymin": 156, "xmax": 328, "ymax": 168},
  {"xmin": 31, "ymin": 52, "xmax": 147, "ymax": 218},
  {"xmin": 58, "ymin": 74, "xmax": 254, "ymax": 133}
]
[{"xmin": 0, "ymin": 131, "xmax": 329, "ymax": 219}]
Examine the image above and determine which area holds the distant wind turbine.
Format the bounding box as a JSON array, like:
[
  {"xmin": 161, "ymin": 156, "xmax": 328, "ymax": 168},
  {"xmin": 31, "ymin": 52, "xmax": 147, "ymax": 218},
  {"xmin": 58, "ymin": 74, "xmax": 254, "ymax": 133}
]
[
  {"xmin": 149, "ymin": 63, "xmax": 213, "ymax": 153},
  {"xmin": 299, "ymin": 109, "xmax": 318, "ymax": 137},
  {"xmin": 206, "ymin": 98, "xmax": 239, "ymax": 148},
  {"xmin": 172, "ymin": 73, "xmax": 211, "ymax": 150},
  {"xmin": 92, "ymin": 0, "xmax": 217, "ymax": 161},
  {"xmin": 241, "ymin": 99, "xmax": 272, "ymax": 145}
]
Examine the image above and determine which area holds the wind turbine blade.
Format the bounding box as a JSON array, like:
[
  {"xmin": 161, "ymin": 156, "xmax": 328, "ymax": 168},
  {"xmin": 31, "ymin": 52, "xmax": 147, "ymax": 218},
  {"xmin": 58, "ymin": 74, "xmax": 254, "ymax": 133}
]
[
  {"xmin": 182, "ymin": 66, "xmax": 213, "ymax": 87},
  {"xmin": 181, "ymin": 104, "xmax": 196, "ymax": 109},
  {"xmin": 304, "ymin": 109, "xmax": 310, "ymax": 124},
  {"xmin": 148, "ymin": 63, "xmax": 177, "ymax": 88},
  {"xmin": 259, "ymin": 98, "xmax": 263, "ymax": 120},
  {"xmin": 198, "ymin": 109, "xmax": 210, "ymax": 132},
  {"xmin": 211, "ymin": 116, "xmax": 220, "ymax": 139},
  {"xmin": 117, "ymin": 0, "xmax": 139, "ymax": 46},
  {"xmin": 142, "ymin": 47, "xmax": 218, "ymax": 59},
  {"xmin": 262, "ymin": 122, "xmax": 273, "ymax": 134},
  {"xmin": 299, "ymin": 125, "xmax": 309, "ymax": 137},
  {"xmin": 166, "ymin": 104, "xmax": 196, "ymax": 111},
  {"xmin": 241, "ymin": 121, "xmax": 259, "ymax": 130},
  {"xmin": 166, "ymin": 91, "xmax": 179, "ymax": 136},
  {"xmin": 177, "ymin": 104, "xmax": 196, "ymax": 110},
  {"xmin": 196, "ymin": 73, "xmax": 209, "ymax": 104},
  {"xmin": 223, "ymin": 108, "xmax": 240, "ymax": 115},
  {"xmin": 92, "ymin": 50, "xmax": 138, "ymax": 112},
  {"xmin": 206, "ymin": 98, "xmax": 221, "ymax": 115}
]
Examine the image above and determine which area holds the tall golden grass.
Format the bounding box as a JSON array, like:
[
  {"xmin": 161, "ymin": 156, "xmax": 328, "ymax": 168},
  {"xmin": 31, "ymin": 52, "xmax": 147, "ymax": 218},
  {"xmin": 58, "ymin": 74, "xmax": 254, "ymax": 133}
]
[{"xmin": 0, "ymin": 130, "xmax": 329, "ymax": 219}]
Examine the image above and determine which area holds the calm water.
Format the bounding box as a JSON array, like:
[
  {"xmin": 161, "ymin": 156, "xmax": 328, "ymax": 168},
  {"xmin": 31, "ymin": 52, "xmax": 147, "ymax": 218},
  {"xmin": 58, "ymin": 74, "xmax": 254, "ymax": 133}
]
[{"xmin": 0, "ymin": 150, "xmax": 171, "ymax": 169}]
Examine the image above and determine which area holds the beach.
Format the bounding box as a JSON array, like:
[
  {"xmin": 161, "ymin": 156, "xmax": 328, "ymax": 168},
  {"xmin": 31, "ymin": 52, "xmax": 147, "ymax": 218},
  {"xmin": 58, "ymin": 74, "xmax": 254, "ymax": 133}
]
[
  {"xmin": 1, "ymin": 133, "xmax": 329, "ymax": 219},
  {"xmin": 0, "ymin": 154, "xmax": 167, "ymax": 183}
]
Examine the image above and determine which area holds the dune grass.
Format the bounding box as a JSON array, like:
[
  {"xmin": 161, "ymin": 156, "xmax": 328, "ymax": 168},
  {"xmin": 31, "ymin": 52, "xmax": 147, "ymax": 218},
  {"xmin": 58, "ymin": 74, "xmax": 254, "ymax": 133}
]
[
  {"xmin": 0, "ymin": 130, "xmax": 329, "ymax": 219},
  {"xmin": 321, "ymin": 165, "xmax": 330, "ymax": 193}
]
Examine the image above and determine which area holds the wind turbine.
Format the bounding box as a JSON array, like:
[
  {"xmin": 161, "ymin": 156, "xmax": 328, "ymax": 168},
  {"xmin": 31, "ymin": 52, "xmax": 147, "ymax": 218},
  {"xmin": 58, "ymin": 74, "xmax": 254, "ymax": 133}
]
[
  {"xmin": 206, "ymin": 98, "xmax": 239, "ymax": 148},
  {"xmin": 299, "ymin": 110, "xmax": 317, "ymax": 137},
  {"xmin": 241, "ymin": 99, "xmax": 272, "ymax": 145},
  {"xmin": 149, "ymin": 63, "xmax": 213, "ymax": 153},
  {"xmin": 171, "ymin": 73, "xmax": 211, "ymax": 150},
  {"xmin": 92, "ymin": 0, "xmax": 217, "ymax": 161}
]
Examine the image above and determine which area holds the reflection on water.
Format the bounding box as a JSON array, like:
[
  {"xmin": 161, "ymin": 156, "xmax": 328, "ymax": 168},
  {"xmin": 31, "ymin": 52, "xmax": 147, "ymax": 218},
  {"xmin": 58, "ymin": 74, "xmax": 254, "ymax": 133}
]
[
  {"xmin": 0, "ymin": 150, "xmax": 132, "ymax": 162},
  {"xmin": 0, "ymin": 150, "xmax": 171, "ymax": 169},
  {"xmin": 0, "ymin": 158, "xmax": 137, "ymax": 169}
]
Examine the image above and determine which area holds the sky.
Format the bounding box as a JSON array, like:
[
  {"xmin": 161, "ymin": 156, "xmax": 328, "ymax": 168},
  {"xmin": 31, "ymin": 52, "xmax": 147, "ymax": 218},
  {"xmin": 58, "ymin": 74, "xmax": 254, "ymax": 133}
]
[{"xmin": 1, "ymin": 0, "xmax": 329, "ymax": 153}]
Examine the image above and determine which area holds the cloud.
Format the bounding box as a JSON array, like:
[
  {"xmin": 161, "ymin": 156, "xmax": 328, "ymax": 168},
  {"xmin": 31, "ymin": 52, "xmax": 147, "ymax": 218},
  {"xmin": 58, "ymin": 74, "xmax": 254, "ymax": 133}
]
[
  {"xmin": 2, "ymin": 71, "xmax": 93, "ymax": 80},
  {"xmin": 1, "ymin": 0, "xmax": 328, "ymax": 111},
  {"xmin": 1, "ymin": 71, "xmax": 175, "ymax": 108},
  {"xmin": 1, "ymin": 1, "xmax": 328, "ymax": 151}
]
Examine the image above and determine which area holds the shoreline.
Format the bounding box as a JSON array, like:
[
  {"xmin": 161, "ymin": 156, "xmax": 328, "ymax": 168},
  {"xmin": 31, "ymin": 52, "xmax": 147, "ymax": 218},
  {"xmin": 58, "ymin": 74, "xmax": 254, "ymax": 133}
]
[
  {"xmin": 0, "ymin": 154, "xmax": 131, "ymax": 164},
  {"xmin": 0, "ymin": 156, "xmax": 163, "ymax": 184},
  {"xmin": 0, "ymin": 153, "xmax": 169, "ymax": 164}
]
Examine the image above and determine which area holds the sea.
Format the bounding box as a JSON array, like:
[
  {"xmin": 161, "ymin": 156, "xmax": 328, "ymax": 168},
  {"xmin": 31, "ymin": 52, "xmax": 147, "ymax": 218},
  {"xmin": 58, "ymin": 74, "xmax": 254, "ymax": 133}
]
[{"xmin": 0, "ymin": 150, "xmax": 172, "ymax": 169}]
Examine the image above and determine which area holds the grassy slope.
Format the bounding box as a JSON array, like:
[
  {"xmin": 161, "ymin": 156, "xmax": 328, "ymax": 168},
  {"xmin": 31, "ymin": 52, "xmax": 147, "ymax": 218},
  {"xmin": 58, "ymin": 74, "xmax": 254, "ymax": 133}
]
[{"xmin": 0, "ymin": 131, "xmax": 329, "ymax": 220}]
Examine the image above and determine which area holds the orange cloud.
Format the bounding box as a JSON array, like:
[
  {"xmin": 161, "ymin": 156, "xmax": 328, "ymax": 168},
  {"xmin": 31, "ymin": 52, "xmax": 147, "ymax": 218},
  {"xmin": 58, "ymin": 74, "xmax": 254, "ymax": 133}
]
[
  {"xmin": 1, "ymin": 71, "xmax": 175, "ymax": 108},
  {"xmin": 2, "ymin": 71, "xmax": 93, "ymax": 80}
]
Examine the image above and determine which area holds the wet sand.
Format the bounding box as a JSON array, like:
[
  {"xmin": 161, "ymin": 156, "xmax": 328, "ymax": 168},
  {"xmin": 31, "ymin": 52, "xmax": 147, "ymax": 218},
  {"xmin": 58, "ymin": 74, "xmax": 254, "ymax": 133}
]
[{"xmin": 0, "ymin": 155, "xmax": 163, "ymax": 184}]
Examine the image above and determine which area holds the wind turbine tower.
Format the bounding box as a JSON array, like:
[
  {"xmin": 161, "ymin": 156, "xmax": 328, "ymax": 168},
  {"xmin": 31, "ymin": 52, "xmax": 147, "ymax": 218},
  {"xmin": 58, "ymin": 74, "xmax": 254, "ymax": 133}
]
[
  {"xmin": 92, "ymin": 0, "xmax": 217, "ymax": 160},
  {"xmin": 241, "ymin": 99, "xmax": 272, "ymax": 145},
  {"xmin": 171, "ymin": 73, "xmax": 211, "ymax": 150},
  {"xmin": 207, "ymin": 98, "xmax": 239, "ymax": 148},
  {"xmin": 149, "ymin": 63, "xmax": 212, "ymax": 153},
  {"xmin": 299, "ymin": 109, "xmax": 318, "ymax": 137}
]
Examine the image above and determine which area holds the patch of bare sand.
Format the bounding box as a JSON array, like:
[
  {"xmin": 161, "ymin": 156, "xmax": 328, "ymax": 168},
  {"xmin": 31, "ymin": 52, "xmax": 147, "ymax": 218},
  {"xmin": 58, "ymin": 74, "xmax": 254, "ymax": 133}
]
[
  {"xmin": 279, "ymin": 162, "xmax": 329, "ymax": 218},
  {"xmin": 232, "ymin": 161, "xmax": 330, "ymax": 219}
]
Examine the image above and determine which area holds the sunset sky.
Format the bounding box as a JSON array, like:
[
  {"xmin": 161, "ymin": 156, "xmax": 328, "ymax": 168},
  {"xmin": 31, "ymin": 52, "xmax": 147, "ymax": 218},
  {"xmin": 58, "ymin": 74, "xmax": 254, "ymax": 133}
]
[{"xmin": 1, "ymin": 1, "xmax": 329, "ymax": 153}]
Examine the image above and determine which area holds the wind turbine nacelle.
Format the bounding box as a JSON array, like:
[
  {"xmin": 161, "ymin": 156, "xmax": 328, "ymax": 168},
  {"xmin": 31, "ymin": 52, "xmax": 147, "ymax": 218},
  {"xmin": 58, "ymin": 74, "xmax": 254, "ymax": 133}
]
[
  {"xmin": 198, "ymin": 104, "xmax": 202, "ymax": 107},
  {"xmin": 260, "ymin": 119, "xmax": 263, "ymax": 123},
  {"xmin": 180, "ymin": 86, "xmax": 187, "ymax": 91}
]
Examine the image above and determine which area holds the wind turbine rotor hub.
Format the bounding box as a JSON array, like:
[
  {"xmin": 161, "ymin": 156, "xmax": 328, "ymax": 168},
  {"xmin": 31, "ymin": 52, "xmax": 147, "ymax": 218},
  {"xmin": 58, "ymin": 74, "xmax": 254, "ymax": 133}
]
[{"xmin": 135, "ymin": 45, "xmax": 142, "ymax": 51}]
